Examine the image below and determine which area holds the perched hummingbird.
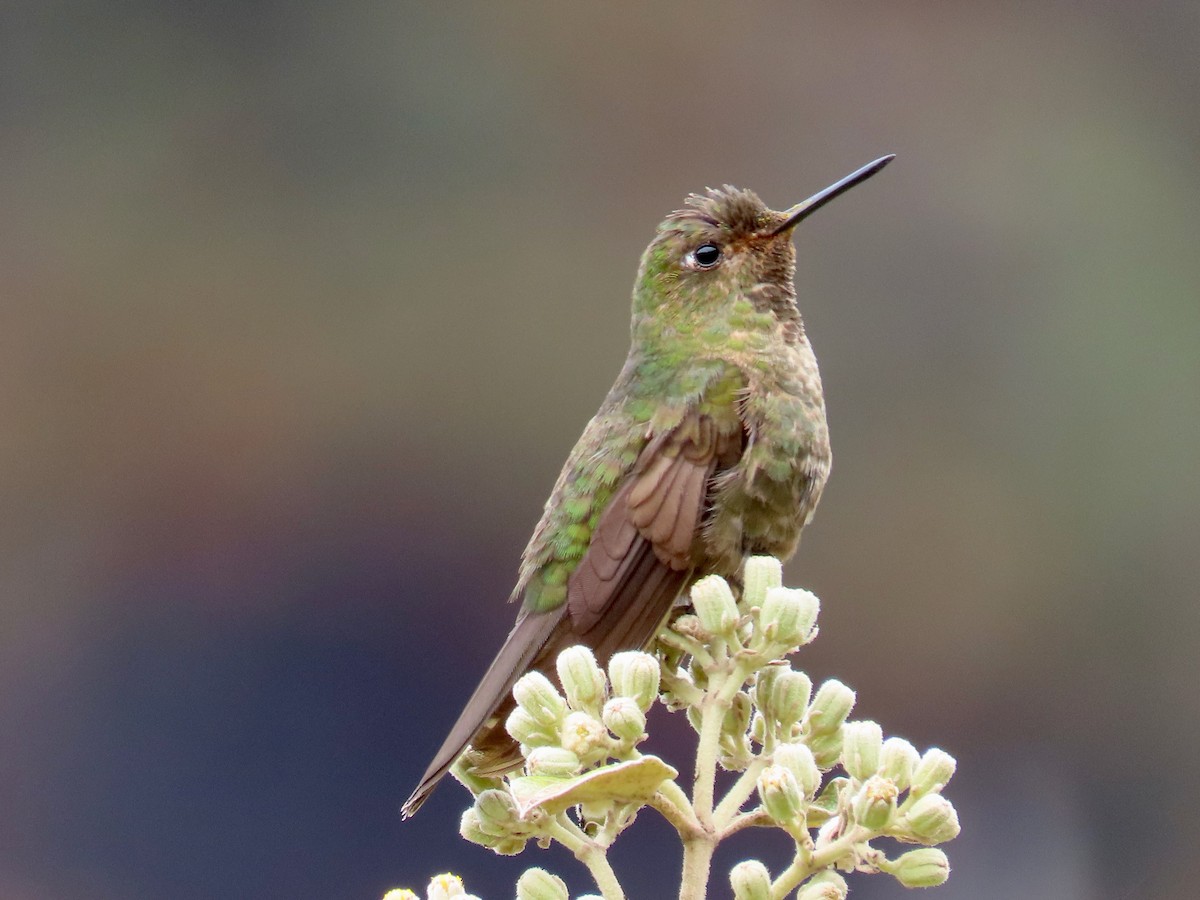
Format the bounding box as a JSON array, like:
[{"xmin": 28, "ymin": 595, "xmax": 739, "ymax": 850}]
[{"xmin": 402, "ymin": 155, "xmax": 893, "ymax": 817}]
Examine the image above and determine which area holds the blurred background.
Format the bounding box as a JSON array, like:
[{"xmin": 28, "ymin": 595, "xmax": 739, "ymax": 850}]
[{"xmin": 2, "ymin": 2, "xmax": 1197, "ymax": 898}]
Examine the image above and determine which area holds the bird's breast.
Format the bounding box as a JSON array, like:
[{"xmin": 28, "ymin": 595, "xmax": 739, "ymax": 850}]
[{"xmin": 702, "ymin": 340, "xmax": 830, "ymax": 574}]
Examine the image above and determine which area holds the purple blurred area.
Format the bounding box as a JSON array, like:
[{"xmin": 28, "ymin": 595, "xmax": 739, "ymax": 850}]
[{"xmin": 2, "ymin": 2, "xmax": 1198, "ymax": 898}]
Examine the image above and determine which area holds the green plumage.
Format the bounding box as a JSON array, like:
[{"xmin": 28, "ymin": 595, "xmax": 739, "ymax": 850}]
[{"xmin": 402, "ymin": 158, "xmax": 893, "ymax": 817}]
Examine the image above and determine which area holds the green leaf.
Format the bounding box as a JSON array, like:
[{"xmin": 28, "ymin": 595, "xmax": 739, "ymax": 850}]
[{"xmin": 509, "ymin": 757, "xmax": 678, "ymax": 818}]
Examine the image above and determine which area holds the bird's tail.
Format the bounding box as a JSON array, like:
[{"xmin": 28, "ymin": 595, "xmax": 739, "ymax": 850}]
[{"xmin": 400, "ymin": 607, "xmax": 563, "ymax": 817}]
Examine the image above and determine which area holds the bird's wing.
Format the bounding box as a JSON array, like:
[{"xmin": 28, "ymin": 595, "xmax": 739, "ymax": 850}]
[
  {"xmin": 401, "ymin": 405, "xmax": 743, "ymax": 817},
  {"xmin": 567, "ymin": 409, "xmax": 740, "ymax": 644}
]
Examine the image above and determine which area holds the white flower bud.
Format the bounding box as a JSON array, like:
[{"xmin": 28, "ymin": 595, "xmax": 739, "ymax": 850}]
[
  {"xmin": 602, "ymin": 696, "xmax": 646, "ymax": 743},
  {"xmin": 560, "ymin": 710, "xmax": 609, "ymax": 759},
  {"xmin": 462, "ymin": 809, "xmax": 526, "ymax": 853},
  {"xmin": 691, "ymin": 574, "xmax": 740, "ymax": 635},
  {"xmin": 475, "ymin": 789, "xmax": 519, "ymax": 831},
  {"xmin": 807, "ymin": 728, "xmax": 844, "ymax": 770},
  {"xmin": 806, "ymin": 679, "xmax": 855, "ymax": 735},
  {"xmin": 426, "ymin": 873, "xmax": 466, "ymax": 900},
  {"xmin": 459, "ymin": 808, "xmax": 489, "ymax": 845},
  {"xmin": 795, "ymin": 871, "xmax": 848, "ymax": 900},
  {"xmin": 723, "ymin": 692, "xmax": 752, "ymax": 741},
  {"xmin": 773, "ymin": 742, "xmax": 822, "ymax": 799},
  {"xmin": 608, "ymin": 651, "xmax": 660, "ymax": 712},
  {"xmin": 750, "ymin": 711, "xmax": 767, "ymax": 745},
  {"xmin": 841, "ymin": 720, "xmax": 883, "ymax": 780},
  {"xmin": 512, "ymin": 671, "xmax": 567, "ymax": 727},
  {"xmin": 911, "ymin": 748, "xmax": 956, "ymax": 796},
  {"xmin": 752, "ymin": 663, "xmax": 783, "ymax": 711},
  {"xmin": 505, "ymin": 707, "xmax": 555, "ymax": 748},
  {"xmin": 903, "ymin": 793, "xmax": 961, "ymax": 844},
  {"xmin": 758, "ymin": 764, "xmax": 804, "ymax": 825},
  {"xmin": 770, "ymin": 670, "xmax": 812, "ymax": 734},
  {"xmin": 515, "ymin": 867, "xmax": 568, "ymax": 900},
  {"xmin": 891, "ymin": 848, "xmax": 950, "ymax": 888},
  {"xmin": 556, "ymin": 646, "xmax": 606, "ymax": 711},
  {"xmin": 729, "ymin": 859, "xmax": 771, "ymax": 900},
  {"xmin": 851, "ymin": 775, "xmax": 898, "ymax": 831},
  {"xmin": 381, "ymin": 890, "xmax": 419, "ymax": 900},
  {"xmin": 741, "ymin": 555, "xmax": 783, "ymax": 609},
  {"xmin": 879, "ymin": 737, "xmax": 919, "ymax": 791},
  {"xmin": 525, "ymin": 746, "xmax": 582, "ymax": 778},
  {"xmin": 759, "ymin": 586, "xmax": 819, "ymax": 645}
]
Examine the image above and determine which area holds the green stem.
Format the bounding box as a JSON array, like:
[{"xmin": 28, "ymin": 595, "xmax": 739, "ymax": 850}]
[
  {"xmin": 769, "ymin": 825, "xmax": 869, "ymax": 899},
  {"xmin": 713, "ymin": 757, "xmax": 767, "ymax": 829},
  {"xmin": 650, "ymin": 788, "xmax": 702, "ymax": 838},
  {"xmin": 547, "ymin": 817, "xmax": 627, "ymax": 900},
  {"xmin": 658, "ymin": 630, "xmax": 715, "ymax": 669},
  {"xmin": 721, "ymin": 808, "xmax": 770, "ymax": 839},
  {"xmin": 692, "ymin": 681, "xmax": 728, "ymax": 825},
  {"xmin": 678, "ymin": 835, "xmax": 716, "ymax": 900}
]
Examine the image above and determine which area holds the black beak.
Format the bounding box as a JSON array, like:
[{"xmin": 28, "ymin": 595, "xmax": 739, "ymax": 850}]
[{"xmin": 770, "ymin": 154, "xmax": 895, "ymax": 236}]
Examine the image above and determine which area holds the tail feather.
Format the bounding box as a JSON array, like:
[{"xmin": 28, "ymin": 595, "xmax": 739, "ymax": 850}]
[
  {"xmin": 400, "ymin": 607, "xmax": 563, "ymax": 818},
  {"xmin": 400, "ymin": 540, "xmax": 689, "ymax": 818}
]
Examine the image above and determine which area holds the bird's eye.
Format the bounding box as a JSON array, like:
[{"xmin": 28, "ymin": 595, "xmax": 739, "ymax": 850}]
[{"xmin": 691, "ymin": 243, "xmax": 722, "ymax": 269}]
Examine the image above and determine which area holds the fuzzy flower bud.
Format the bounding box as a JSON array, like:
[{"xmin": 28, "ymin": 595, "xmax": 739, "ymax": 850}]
[
  {"xmin": 460, "ymin": 808, "xmax": 525, "ymax": 855},
  {"xmin": 750, "ymin": 711, "xmax": 767, "ymax": 745},
  {"xmin": 795, "ymin": 871, "xmax": 848, "ymax": 900},
  {"xmin": 773, "ymin": 742, "xmax": 822, "ymax": 798},
  {"xmin": 516, "ymin": 868, "xmax": 568, "ymax": 900},
  {"xmin": 841, "ymin": 720, "xmax": 883, "ymax": 780},
  {"xmin": 758, "ymin": 764, "xmax": 805, "ymax": 825},
  {"xmin": 770, "ymin": 670, "xmax": 812, "ymax": 734},
  {"xmin": 556, "ymin": 646, "xmax": 606, "ymax": 711},
  {"xmin": 602, "ymin": 696, "xmax": 646, "ymax": 743},
  {"xmin": 512, "ymin": 672, "xmax": 567, "ymax": 727},
  {"xmin": 475, "ymin": 789, "xmax": 520, "ymax": 831},
  {"xmin": 729, "ymin": 859, "xmax": 771, "ymax": 900},
  {"xmin": 753, "ymin": 664, "xmax": 782, "ymax": 716},
  {"xmin": 608, "ymin": 651, "xmax": 660, "ymax": 712},
  {"xmin": 505, "ymin": 707, "xmax": 555, "ymax": 749},
  {"xmin": 525, "ymin": 746, "xmax": 582, "ymax": 778},
  {"xmin": 807, "ymin": 728, "xmax": 844, "ymax": 770},
  {"xmin": 381, "ymin": 891, "xmax": 419, "ymax": 900},
  {"xmin": 903, "ymin": 793, "xmax": 961, "ymax": 844},
  {"xmin": 741, "ymin": 555, "xmax": 783, "ymax": 610},
  {"xmin": 911, "ymin": 748, "xmax": 957, "ymax": 796},
  {"xmin": 426, "ymin": 873, "xmax": 466, "ymax": 899},
  {"xmin": 459, "ymin": 807, "xmax": 489, "ymax": 844},
  {"xmin": 691, "ymin": 574, "xmax": 740, "ymax": 635},
  {"xmin": 879, "ymin": 737, "xmax": 919, "ymax": 791},
  {"xmin": 560, "ymin": 711, "xmax": 609, "ymax": 759},
  {"xmin": 759, "ymin": 586, "xmax": 819, "ymax": 646},
  {"xmin": 723, "ymin": 692, "xmax": 752, "ymax": 741},
  {"xmin": 806, "ymin": 679, "xmax": 855, "ymax": 735},
  {"xmin": 756, "ymin": 665, "xmax": 813, "ymax": 735},
  {"xmin": 891, "ymin": 848, "xmax": 950, "ymax": 888},
  {"xmin": 851, "ymin": 774, "xmax": 898, "ymax": 831}
]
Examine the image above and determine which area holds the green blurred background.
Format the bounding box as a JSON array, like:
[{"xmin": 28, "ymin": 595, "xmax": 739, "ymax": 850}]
[{"xmin": 2, "ymin": 2, "xmax": 1198, "ymax": 898}]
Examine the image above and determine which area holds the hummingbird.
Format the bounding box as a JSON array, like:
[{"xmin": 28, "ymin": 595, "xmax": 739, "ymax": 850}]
[{"xmin": 402, "ymin": 155, "xmax": 894, "ymax": 817}]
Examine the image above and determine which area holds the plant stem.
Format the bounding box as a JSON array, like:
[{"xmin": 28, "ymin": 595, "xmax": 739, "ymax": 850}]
[
  {"xmin": 692, "ymin": 690, "xmax": 727, "ymax": 827},
  {"xmin": 769, "ymin": 825, "xmax": 869, "ymax": 899},
  {"xmin": 721, "ymin": 809, "xmax": 770, "ymax": 839},
  {"xmin": 650, "ymin": 791, "xmax": 702, "ymax": 838},
  {"xmin": 678, "ymin": 835, "xmax": 716, "ymax": 900},
  {"xmin": 713, "ymin": 757, "xmax": 766, "ymax": 829},
  {"xmin": 547, "ymin": 817, "xmax": 627, "ymax": 900}
]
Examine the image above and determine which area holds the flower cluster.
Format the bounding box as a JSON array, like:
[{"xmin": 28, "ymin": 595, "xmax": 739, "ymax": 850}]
[{"xmin": 385, "ymin": 557, "xmax": 960, "ymax": 900}]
